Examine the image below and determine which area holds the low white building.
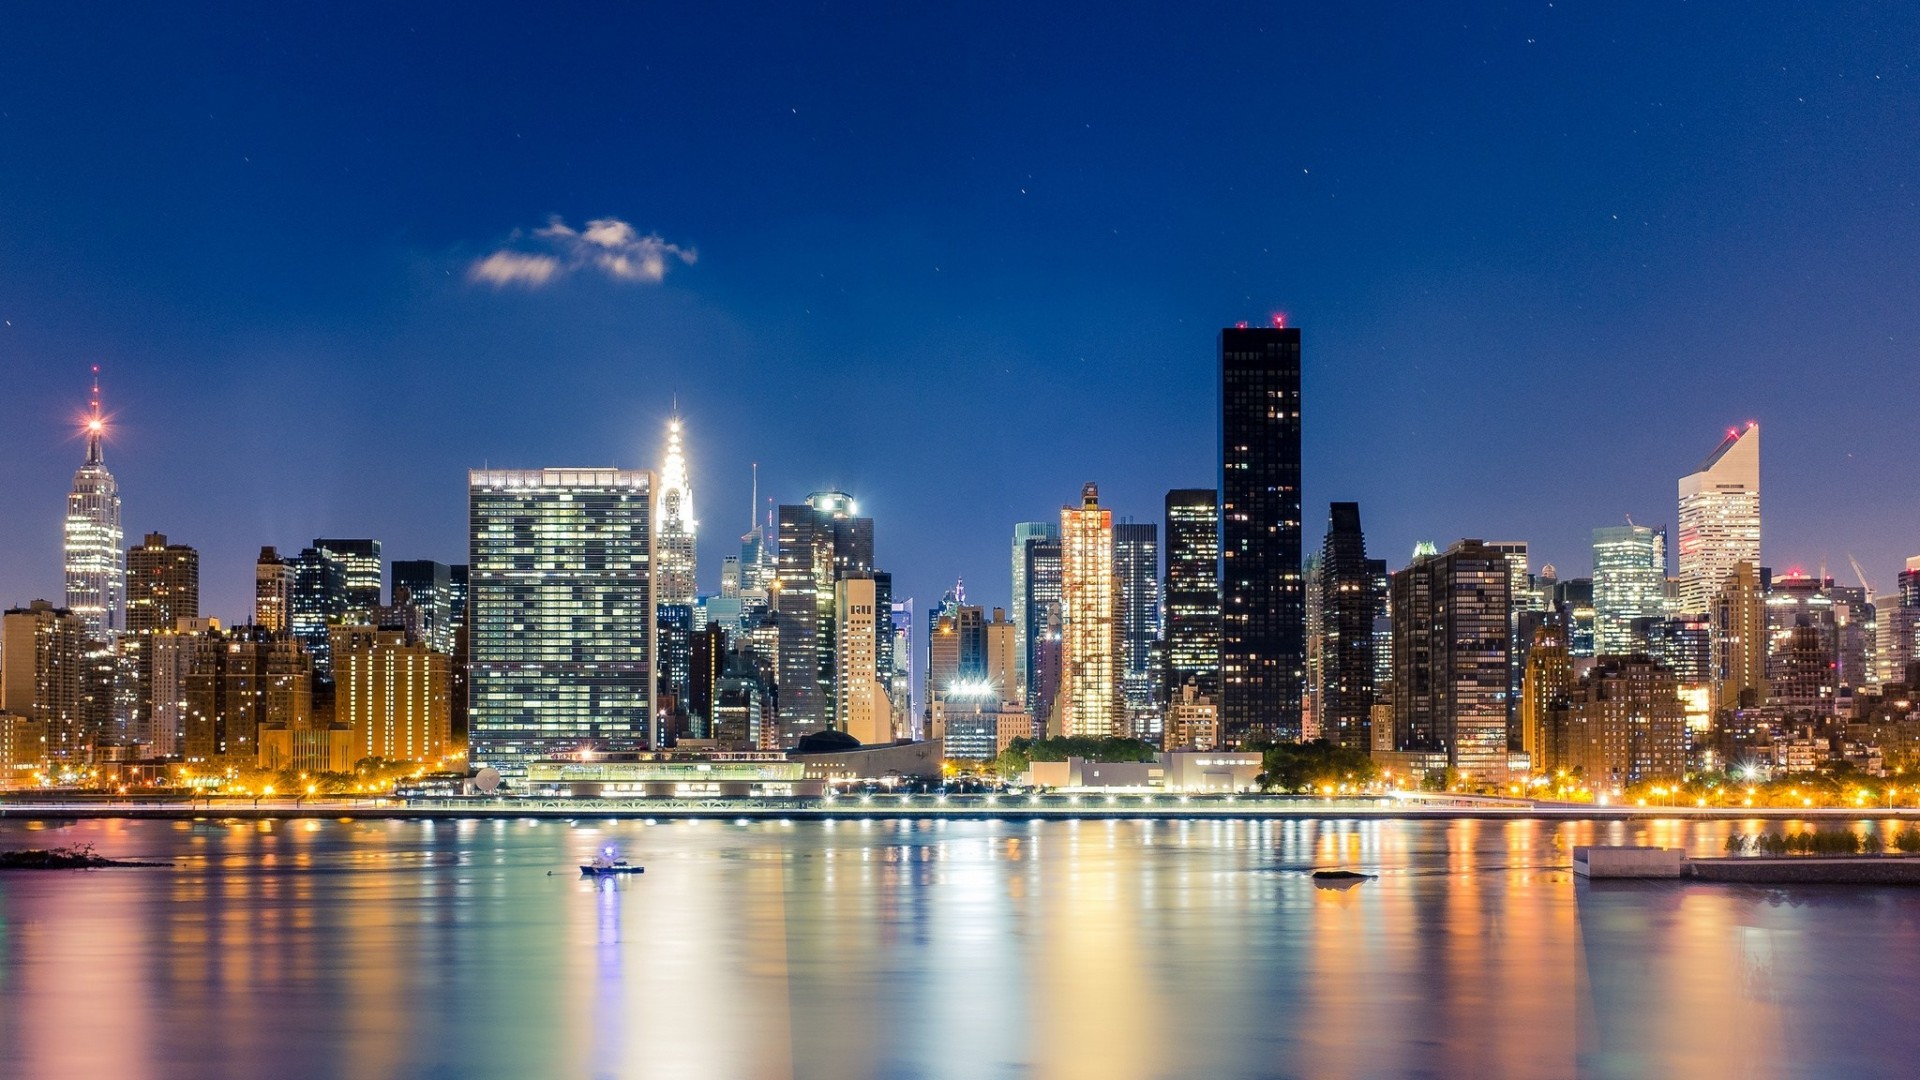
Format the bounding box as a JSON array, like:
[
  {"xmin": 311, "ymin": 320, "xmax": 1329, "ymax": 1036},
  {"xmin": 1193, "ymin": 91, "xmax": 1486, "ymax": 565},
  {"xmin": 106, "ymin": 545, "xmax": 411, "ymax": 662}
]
[{"xmin": 1027, "ymin": 751, "xmax": 1262, "ymax": 793}]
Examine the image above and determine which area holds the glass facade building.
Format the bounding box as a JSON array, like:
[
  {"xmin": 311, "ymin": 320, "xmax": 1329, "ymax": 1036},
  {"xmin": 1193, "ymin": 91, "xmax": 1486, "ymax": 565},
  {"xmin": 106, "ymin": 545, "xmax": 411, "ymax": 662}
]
[
  {"xmin": 1010, "ymin": 521, "xmax": 1058, "ymax": 708},
  {"xmin": 390, "ymin": 560, "xmax": 457, "ymax": 654},
  {"xmin": 1591, "ymin": 525, "xmax": 1667, "ymax": 656},
  {"xmin": 1676, "ymin": 423, "xmax": 1760, "ymax": 616},
  {"xmin": 1114, "ymin": 522, "xmax": 1162, "ymax": 739},
  {"xmin": 1163, "ymin": 489, "xmax": 1220, "ymax": 699},
  {"xmin": 1219, "ymin": 325, "xmax": 1304, "ymax": 743},
  {"xmin": 312, "ymin": 538, "xmax": 384, "ymax": 621},
  {"xmin": 774, "ymin": 492, "xmax": 874, "ymax": 739},
  {"xmin": 1318, "ymin": 503, "xmax": 1381, "ymax": 752},
  {"xmin": 468, "ymin": 468, "xmax": 656, "ymax": 775}
]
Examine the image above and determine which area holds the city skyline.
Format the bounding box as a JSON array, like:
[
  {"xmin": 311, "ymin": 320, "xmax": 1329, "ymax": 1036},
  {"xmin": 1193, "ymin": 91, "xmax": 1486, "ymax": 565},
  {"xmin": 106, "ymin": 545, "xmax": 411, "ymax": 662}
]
[
  {"xmin": 7, "ymin": 360, "xmax": 1918, "ymax": 630},
  {"xmin": 4, "ymin": 6, "xmax": 1918, "ymax": 632}
]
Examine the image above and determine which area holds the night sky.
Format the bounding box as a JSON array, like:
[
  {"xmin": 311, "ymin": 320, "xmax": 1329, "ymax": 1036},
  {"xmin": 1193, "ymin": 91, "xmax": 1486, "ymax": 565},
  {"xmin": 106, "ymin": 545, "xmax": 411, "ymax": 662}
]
[{"xmin": 3, "ymin": 4, "xmax": 1917, "ymax": 626}]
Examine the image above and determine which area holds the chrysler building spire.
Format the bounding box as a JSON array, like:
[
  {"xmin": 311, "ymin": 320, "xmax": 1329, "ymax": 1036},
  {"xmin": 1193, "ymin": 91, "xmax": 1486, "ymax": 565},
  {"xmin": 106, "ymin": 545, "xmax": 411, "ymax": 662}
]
[{"xmin": 656, "ymin": 412, "xmax": 698, "ymax": 607}]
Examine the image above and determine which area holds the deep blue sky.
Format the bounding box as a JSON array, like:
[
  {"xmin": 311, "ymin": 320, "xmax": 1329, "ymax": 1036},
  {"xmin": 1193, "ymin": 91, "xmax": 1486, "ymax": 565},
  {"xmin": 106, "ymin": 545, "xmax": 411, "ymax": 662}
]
[{"xmin": 3, "ymin": 3, "xmax": 1917, "ymax": 625}]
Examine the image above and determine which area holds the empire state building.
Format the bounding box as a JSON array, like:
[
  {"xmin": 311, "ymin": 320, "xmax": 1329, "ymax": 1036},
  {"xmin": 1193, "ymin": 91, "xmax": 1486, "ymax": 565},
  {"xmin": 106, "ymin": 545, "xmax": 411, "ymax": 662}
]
[{"xmin": 65, "ymin": 369, "xmax": 124, "ymax": 642}]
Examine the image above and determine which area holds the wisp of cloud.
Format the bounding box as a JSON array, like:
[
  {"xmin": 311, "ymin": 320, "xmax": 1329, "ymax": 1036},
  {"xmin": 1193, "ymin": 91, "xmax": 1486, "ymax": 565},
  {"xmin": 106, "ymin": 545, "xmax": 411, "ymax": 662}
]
[{"xmin": 469, "ymin": 216, "xmax": 696, "ymax": 288}]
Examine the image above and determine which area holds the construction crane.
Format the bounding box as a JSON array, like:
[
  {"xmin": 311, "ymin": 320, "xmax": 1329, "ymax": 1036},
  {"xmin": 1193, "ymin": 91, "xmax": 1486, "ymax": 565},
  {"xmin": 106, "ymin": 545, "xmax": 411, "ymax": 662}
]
[{"xmin": 1847, "ymin": 554, "xmax": 1875, "ymax": 598}]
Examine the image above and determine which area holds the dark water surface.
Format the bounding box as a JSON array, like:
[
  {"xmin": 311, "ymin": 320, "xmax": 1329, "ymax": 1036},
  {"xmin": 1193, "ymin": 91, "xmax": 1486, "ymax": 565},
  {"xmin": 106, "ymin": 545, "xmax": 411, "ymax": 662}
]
[{"xmin": 2, "ymin": 815, "xmax": 1918, "ymax": 1079}]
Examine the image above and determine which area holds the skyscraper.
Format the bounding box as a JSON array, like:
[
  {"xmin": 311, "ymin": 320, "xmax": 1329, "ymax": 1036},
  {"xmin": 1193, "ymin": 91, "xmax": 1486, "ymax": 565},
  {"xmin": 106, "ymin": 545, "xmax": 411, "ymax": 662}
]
[
  {"xmin": 126, "ymin": 533, "xmax": 199, "ymax": 636},
  {"xmin": 290, "ymin": 547, "xmax": 348, "ymax": 681},
  {"xmin": 64, "ymin": 370, "xmax": 124, "ymax": 644},
  {"xmin": 1022, "ymin": 538, "xmax": 1063, "ymax": 722},
  {"xmin": 124, "ymin": 533, "xmax": 199, "ymax": 754},
  {"xmin": 2, "ymin": 601, "xmax": 92, "ymax": 765},
  {"xmin": 255, "ymin": 548, "xmax": 295, "ymax": 634},
  {"xmin": 1712, "ymin": 561, "xmax": 1766, "ymax": 712},
  {"xmin": 833, "ymin": 574, "xmax": 891, "ymax": 745},
  {"xmin": 312, "ymin": 539, "xmax": 383, "ymax": 621},
  {"xmin": 1390, "ymin": 540, "xmax": 1512, "ymax": 781},
  {"xmin": 1113, "ymin": 521, "xmax": 1162, "ymax": 739},
  {"xmin": 1163, "ymin": 489, "xmax": 1220, "ymax": 700},
  {"xmin": 775, "ymin": 491, "xmax": 874, "ymax": 737},
  {"xmin": 655, "ymin": 414, "xmax": 698, "ymax": 607},
  {"xmin": 1059, "ymin": 483, "xmax": 1119, "ymax": 738},
  {"xmin": 1010, "ymin": 521, "xmax": 1058, "ymax": 706},
  {"xmin": 1591, "ymin": 524, "xmax": 1667, "ymax": 655},
  {"xmin": 467, "ymin": 467, "xmax": 656, "ymax": 774},
  {"xmin": 1519, "ymin": 625, "xmax": 1572, "ymax": 772},
  {"xmin": 888, "ymin": 598, "xmax": 915, "ymax": 739},
  {"xmin": 1676, "ymin": 423, "xmax": 1760, "ymax": 616},
  {"xmin": 390, "ymin": 560, "xmax": 456, "ymax": 654},
  {"xmin": 1220, "ymin": 324, "xmax": 1304, "ymax": 743},
  {"xmin": 1318, "ymin": 503, "xmax": 1381, "ymax": 752},
  {"xmin": 1878, "ymin": 556, "xmax": 1920, "ymax": 684}
]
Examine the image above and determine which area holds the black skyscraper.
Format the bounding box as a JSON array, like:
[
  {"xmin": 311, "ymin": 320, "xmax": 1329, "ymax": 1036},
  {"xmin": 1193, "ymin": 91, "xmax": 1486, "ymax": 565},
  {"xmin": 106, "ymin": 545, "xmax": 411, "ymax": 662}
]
[
  {"xmin": 1219, "ymin": 325, "xmax": 1304, "ymax": 743},
  {"xmin": 1318, "ymin": 503, "xmax": 1381, "ymax": 751}
]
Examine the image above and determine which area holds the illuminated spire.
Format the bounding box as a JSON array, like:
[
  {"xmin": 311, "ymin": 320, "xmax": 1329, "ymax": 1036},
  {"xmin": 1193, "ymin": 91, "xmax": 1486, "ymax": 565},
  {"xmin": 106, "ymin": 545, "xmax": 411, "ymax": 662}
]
[
  {"xmin": 656, "ymin": 411, "xmax": 698, "ymax": 606},
  {"xmin": 66, "ymin": 364, "xmax": 124, "ymax": 641},
  {"xmin": 84, "ymin": 364, "xmax": 105, "ymax": 464}
]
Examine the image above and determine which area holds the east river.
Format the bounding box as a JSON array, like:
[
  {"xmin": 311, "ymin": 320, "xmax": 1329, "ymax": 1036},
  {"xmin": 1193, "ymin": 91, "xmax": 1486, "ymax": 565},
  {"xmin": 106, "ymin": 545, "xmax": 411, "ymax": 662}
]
[{"xmin": 3, "ymin": 815, "xmax": 1919, "ymax": 1079}]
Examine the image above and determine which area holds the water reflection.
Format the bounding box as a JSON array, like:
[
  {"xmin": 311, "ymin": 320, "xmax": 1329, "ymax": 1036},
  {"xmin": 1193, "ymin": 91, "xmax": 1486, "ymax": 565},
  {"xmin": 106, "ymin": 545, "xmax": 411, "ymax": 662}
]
[{"xmin": 3, "ymin": 817, "xmax": 1920, "ymax": 1079}]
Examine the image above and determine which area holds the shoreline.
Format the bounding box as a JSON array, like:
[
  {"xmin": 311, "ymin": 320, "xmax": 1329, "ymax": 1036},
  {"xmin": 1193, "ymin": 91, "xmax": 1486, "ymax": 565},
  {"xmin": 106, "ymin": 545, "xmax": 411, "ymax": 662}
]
[{"xmin": 6, "ymin": 799, "xmax": 1920, "ymax": 823}]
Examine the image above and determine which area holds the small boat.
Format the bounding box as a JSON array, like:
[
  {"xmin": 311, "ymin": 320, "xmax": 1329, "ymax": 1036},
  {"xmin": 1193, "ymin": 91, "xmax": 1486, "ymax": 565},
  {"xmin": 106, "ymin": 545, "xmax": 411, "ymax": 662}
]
[{"xmin": 580, "ymin": 847, "xmax": 645, "ymax": 877}]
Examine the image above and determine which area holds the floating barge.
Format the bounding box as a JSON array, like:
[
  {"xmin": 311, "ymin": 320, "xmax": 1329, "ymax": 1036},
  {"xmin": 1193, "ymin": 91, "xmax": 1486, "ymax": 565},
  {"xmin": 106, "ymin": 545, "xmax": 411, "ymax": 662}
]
[{"xmin": 1576, "ymin": 845, "xmax": 1920, "ymax": 884}]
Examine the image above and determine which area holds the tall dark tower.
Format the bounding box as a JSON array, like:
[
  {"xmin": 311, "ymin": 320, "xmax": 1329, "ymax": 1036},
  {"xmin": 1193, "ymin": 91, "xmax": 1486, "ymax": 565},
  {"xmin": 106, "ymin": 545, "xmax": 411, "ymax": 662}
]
[
  {"xmin": 1163, "ymin": 489, "xmax": 1220, "ymax": 699},
  {"xmin": 1219, "ymin": 323, "xmax": 1304, "ymax": 743},
  {"xmin": 1318, "ymin": 503, "xmax": 1379, "ymax": 751}
]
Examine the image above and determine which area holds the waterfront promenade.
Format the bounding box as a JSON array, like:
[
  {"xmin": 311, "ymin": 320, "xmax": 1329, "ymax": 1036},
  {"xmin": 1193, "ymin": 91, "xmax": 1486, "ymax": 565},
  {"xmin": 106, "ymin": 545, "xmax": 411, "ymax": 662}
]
[{"xmin": 7, "ymin": 792, "xmax": 1920, "ymax": 822}]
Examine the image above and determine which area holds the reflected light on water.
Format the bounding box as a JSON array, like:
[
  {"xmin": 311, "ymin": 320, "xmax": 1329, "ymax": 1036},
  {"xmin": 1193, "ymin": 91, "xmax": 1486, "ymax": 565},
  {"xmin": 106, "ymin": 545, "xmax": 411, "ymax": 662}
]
[{"xmin": 2, "ymin": 816, "xmax": 1920, "ymax": 1078}]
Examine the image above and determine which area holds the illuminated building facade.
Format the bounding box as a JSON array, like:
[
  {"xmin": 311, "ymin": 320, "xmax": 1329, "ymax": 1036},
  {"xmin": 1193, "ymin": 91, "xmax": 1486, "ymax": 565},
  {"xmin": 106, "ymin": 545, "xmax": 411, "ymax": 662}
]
[
  {"xmin": 182, "ymin": 626, "xmax": 314, "ymax": 769},
  {"xmin": 1113, "ymin": 522, "xmax": 1162, "ymax": 739},
  {"xmin": 656, "ymin": 415, "xmax": 698, "ymax": 607},
  {"xmin": 1060, "ymin": 483, "xmax": 1119, "ymax": 738},
  {"xmin": 1219, "ymin": 324, "xmax": 1304, "ymax": 743},
  {"xmin": 1389, "ymin": 540, "xmax": 1512, "ymax": 781},
  {"xmin": 1879, "ymin": 556, "xmax": 1920, "ymax": 683},
  {"xmin": 1166, "ymin": 680, "xmax": 1221, "ymax": 751},
  {"xmin": 1, "ymin": 601, "xmax": 92, "ymax": 765},
  {"xmin": 124, "ymin": 533, "xmax": 199, "ymax": 754},
  {"xmin": 889, "ymin": 599, "xmax": 915, "ymax": 739},
  {"xmin": 1519, "ymin": 625, "xmax": 1572, "ymax": 772},
  {"xmin": 64, "ymin": 373, "xmax": 124, "ymax": 644},
  {"xmin": 291, "ymin": 547, "xmax": 348, "ymax": 680},
  {"xmin": 1011, "ymin": 521, "xmax": 1058, "ymax": 707},
  {"xmin": 312, "ymin": 539, "xmax": 384, "ymax": 621},
  {"xmin": 331, "ymin": 625, "xmax": 452, "ymax": 764},
  {"xmin": 834, "ymin": 574, "xmax": 893, "ymax": 745},
  {"xmin": 1564, "ymin": 657, "xmax": 1687, "ymax": 787},
  {"xmin": 1712, "ymin": 561, "xmax": 1767, "ymax": 711},
  {"xmin": 1676, "ymin": 423, "xmax": 1760, "ymax": 616},
  {"xmin": 1163, "ymin": 488, "xmax": 1220, "ymax": 699},
  {"xmin": 468, "ymin": 468, "xmax": 656, "ymax": 775},
  {"xmin": 1591, "ymin": 524, "xmax": 1666, "ymax": 655},
  {"xmin": 1022, "ymin": 538, "xmax": 1063, "ymax": 723},
  {"xmin": 774, "ymin": 491, "xmax": 873, "ymax": 738},
  {"xmin": 255, "ymin": 547, "xmax": 295, "ymax": 634},
  {"xmin": 390, "ymin": 560, "xmax": 457, "ymax": 654}
]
